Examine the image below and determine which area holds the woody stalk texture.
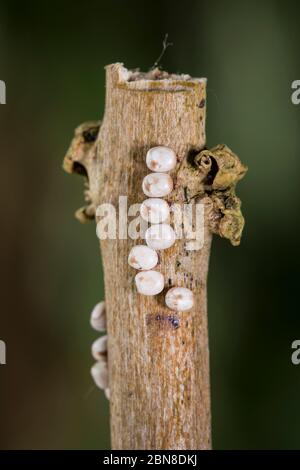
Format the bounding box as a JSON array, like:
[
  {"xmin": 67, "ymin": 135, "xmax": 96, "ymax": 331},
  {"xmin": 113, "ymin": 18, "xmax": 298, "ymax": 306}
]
[{"xmin": 63, "ymin": 63, "xmax": 247, "ymax": 450}]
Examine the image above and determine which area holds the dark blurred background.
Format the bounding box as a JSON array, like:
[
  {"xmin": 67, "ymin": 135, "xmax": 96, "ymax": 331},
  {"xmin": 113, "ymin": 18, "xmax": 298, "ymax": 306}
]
[{"xmin": 0, "ymin": 0, "xmax": 300, "ymax": 449}]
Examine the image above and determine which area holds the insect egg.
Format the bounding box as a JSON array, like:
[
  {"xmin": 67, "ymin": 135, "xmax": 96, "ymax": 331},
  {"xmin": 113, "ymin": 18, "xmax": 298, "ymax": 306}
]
[
  {"xmin": 165, "ymin": 287, "xmax": 194, "ymax": 311},
  {"xmin": 142, "ymin": 173, "xmax": 173, "ymax": 198},
  {"xmin": 146, "ymin": 146, "xmax": 177, "ymax": 172}
]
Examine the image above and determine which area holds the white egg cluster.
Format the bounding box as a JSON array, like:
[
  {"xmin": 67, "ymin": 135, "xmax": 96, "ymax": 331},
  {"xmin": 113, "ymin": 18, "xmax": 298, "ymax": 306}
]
[
  {"xmin": 90, "ymin": 301, "xmax": 110, "ymax": 400},
  {"xmin": 128, "ymin": 146, "xmax": 194, "ymax": 312}
]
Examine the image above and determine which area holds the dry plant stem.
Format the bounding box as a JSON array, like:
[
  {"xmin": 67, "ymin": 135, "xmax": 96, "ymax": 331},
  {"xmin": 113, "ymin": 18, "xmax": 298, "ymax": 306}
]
[
  {"xmin": 99, "ymin": 64, "xmax": 210, "ymax": 450},
  {"xmin": 66, "ymin": 63, "xmax": 213, "ymax": 449}
]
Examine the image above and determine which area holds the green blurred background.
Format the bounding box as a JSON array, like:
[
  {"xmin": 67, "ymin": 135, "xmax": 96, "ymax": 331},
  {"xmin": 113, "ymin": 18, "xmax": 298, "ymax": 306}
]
[{"xmin": 0, "ymin": 0, "xmax": 300, "ymax": 449}]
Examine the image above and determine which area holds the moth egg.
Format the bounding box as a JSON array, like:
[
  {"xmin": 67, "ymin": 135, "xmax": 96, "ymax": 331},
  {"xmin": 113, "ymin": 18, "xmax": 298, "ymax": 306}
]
[
  {"xmin": 146, "ymin": 146, "xmax": 177, "ymax": 172},
  {"xmin": 165, "ymin": 287, "xmax": 194, "ymax": 311},
  {"xmin": 142, "ymin": 173, "xmax": 173, "ymax": 198},
  {"xmin": 91, "ymin": 334, "xmax": 108, "ymax": 361},
  {"xmin": 135, "ymin": 270, "xmax": 164, "ymax": 296},
  {"xmin": 90, "ymin": 301, "xmax": 106, "ymax": 332},
  {"xmin": 145, "ymin": 223, "xmax": 176, "ymax": 250},
  {"xmin": 91, "ymin": 361, "xmax": 108, "ymax": 390},
  {"xmin": 140, "ymin": 198, "xmax": 170, "ymax": 224},
  {"xmin": 128, "ymin": 245, "xmax": 158, "ymax": 270}
]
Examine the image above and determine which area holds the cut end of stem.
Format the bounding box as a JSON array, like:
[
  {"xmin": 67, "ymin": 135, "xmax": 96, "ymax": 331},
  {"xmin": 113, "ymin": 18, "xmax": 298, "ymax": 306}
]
[{"xmin": 106, "ymin": 63, "xmax": 207, "ymax": 92}]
